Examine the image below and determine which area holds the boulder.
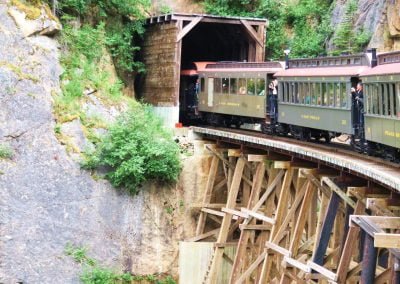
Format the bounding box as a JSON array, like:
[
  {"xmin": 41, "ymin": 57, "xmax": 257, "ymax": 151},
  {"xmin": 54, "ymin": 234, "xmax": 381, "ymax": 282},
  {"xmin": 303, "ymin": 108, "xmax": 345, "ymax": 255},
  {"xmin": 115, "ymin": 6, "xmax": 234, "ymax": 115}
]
[{"xmin": 8, "ymin": 4, "xmax": 61, "ymax": 38}]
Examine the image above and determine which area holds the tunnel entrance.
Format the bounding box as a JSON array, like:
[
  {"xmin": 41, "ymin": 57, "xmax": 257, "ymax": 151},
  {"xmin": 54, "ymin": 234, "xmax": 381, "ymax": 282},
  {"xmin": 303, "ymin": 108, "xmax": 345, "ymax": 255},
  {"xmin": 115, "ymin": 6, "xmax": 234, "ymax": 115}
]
[{"xmin": 139, "ymin": 14, "xmax": 267, "ymax": 127}]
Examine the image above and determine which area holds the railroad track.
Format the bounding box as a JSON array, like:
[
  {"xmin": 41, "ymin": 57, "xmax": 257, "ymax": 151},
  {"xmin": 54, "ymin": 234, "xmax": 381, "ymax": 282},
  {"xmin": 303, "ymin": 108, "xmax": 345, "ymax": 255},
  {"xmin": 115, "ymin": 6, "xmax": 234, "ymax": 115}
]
[{"xmin": 192, "ymin": 126, "xmax": 400, "ymax": 193}]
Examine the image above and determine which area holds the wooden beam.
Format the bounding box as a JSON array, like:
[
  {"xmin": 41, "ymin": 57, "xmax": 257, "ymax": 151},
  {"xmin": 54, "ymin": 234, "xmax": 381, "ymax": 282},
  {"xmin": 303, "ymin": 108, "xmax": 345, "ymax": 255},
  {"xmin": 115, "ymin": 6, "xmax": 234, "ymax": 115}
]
[
  {"xmin": 247, "ymin": 154, "xmax": 268, "ymax": 162},
  {"xmin": 222, "ymin": 207, "xmax": 249, "ymax": 219},
  {"xmin": 283, "ymin": 256, "xmax": 311, "ymax": 273},
  {"xmin": 307, "ymin": 261, "xmax": 337, "ymax": 281},
  {"xmin": 360, "ymin": 233, "xmax": 378, "ymax": 283},
  {"xmin": 374, "ymin": 233, "xmax": 400, "ymax": 249},
  {"xmin": 241, "ymin": 208, "xmax": 275, "ymax": 224},
  {"xmin": 240, "ymin": 19, "xmax": 263, "ymax": 47},
  {"xmin": 265, "ymin": 241, "xmax": 291, "ymax": 257},
  {"xmin": 234, "ymin": 252, "xmax": 267, "ymax": 284},
  {"xmin": 186, "ymin": 228, "xmax": 220, "ymax": 242},
  {"xmin": 176, "ymin": 16, "xmax": 203, "ymax": 42},
  {"xmin": 196, "ymin": 156, "xmax": 219, "ymax": 236},
  {"xmin": 239, "ymin": 224, "xmax": 271, "ymax": 230},
  {"xmin": 336, "ymin": 200, "xmax": 365, "ymax": 283},
  {"xmin": 321, "ymin": 177, "xmax": 356, "ymax": 208}
]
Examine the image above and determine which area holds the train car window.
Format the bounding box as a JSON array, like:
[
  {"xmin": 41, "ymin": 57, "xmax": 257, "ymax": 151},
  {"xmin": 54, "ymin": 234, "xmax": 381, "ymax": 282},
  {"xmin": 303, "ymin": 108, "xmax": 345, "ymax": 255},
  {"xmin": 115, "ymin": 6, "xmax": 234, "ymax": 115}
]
[
  {"xmin": 378, "ymin": 84, "xmax": 384, "ymax": 116},
  {"xmin": 365, "ymin": 84, "xmax": 370, "ymax": 114},
  {"xmin": 354, "ymin": 57, "xmax": 361, "ymax": 65},
  {"xmin": 291, "ymin": 82, "xmax": 296, "ymax": 103},
  {"xmin": 214, "ymin": 78, "xmax": 222, "ymax": 94},
  {"xmin": 222, "ymin": 78, "xmax": 229, "ymax": 95},
  {"xmin": 294, "ymin": 83, "xmax": 300, "ymax": 103},
  {"xmin": 321, "ymin": 83, "xmax": 327, "ymax": 106},
  {"xmin": 238, "ymin": 78, "xmax": 246, "ymax": 95},
  {"xmin": 247, "ymin": 78, "xmax": 256, "ymax": 95},
  {"xmin": 396, "ymin": 83, "xmax": 400, "ymax": 118},
  {"xmin": 372, "ymin": 84, "xmax": 379, "ymax": 115},
  {"xmin": 200, "ymin": 77, "xmax": 205, "ymax": 93},
  {"xmin": 389, "ymin": 83, "xmax": 395, "ymax": 117},
  {"xmin": 328, "ymin": 83, "xmax": 335, "ymax": 107},
  {"xmin": 256, "ymin": 78, "xmax": 266, "ymax": 96},
  {"xmin": 335, "ymin": 83, "xmax": 340, "ymax": 107},
  {"xmin": 304, "ymin": 83, "xmax": 311, "ymax": 105},
  {"xmin": 340, "ymin": 83, "xmax": 347, "ymax": 108},
  {"xmin": 230, "ymin": 78, "xmax": 237, "ymax": 95},
  {"xmin": 283, "ymin": 82, "xmax": 288, "ymax": 102},
  {"xmin": 311, "ymin": 83, "xmax": 317, "ymax": 105}
]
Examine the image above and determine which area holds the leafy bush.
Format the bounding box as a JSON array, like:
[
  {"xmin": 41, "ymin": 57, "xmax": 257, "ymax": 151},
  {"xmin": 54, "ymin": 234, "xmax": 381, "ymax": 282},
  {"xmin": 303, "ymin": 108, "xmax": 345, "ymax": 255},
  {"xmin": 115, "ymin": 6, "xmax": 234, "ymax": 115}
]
[
  {"xmin": 82, "ymin": 104, "xmax": 181, "ymax": 194},
  {"xmin": 0, "ymin": 143, "xmax": 13, "ymax": 159}
]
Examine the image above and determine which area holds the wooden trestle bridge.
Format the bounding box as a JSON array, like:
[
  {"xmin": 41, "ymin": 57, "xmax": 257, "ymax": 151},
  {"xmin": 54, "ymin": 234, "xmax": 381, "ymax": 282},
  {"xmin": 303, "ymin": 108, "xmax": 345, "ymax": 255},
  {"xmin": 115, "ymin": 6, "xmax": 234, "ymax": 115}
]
[{"xmin": 186, "ymin": 127, "xmax": 400, "ymax": 284}]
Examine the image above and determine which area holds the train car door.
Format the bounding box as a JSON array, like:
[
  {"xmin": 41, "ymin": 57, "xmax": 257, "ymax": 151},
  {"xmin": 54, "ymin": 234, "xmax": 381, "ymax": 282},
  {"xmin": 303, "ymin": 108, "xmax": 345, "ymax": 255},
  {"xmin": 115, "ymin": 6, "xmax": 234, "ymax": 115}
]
[{"xmin": 208, "ymin": 77, "xmax": 214, "ymax": 107}]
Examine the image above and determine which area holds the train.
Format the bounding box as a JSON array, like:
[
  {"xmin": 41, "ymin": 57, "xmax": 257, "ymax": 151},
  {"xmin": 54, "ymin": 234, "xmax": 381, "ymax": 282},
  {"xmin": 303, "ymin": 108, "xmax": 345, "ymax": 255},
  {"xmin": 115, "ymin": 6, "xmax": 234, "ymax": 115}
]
[{"xmin": 180, "ymin": 50, "xmax": 400, "ymax": 162}]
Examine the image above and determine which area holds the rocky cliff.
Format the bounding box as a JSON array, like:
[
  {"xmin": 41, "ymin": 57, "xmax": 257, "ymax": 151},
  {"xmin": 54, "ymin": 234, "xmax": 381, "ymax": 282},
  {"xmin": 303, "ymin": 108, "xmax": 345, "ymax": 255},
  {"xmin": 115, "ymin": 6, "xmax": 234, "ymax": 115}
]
[
  {"xmin": 330, "ymin": 0, "xmax": 400, "ymax": 51},
  {"xmin": 0, "ymin": 1, "xmax": 209, "ymax": 283}
]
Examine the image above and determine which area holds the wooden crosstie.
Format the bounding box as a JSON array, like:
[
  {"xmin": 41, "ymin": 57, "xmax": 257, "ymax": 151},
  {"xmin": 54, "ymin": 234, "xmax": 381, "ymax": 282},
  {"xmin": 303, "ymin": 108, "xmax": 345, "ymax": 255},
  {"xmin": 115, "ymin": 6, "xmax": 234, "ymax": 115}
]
[{"xmin": 189, "ymin": 145, "xmax": 400, "ymax": 284}]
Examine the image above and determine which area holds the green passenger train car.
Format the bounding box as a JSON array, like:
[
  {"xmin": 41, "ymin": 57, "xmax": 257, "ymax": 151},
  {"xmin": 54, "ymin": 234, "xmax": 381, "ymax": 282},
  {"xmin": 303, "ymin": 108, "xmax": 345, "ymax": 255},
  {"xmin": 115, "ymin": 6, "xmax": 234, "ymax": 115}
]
[
  {"xmin": 275, "ymin": 54, "xmax": 371, "ymax": 140},
  {"xmin": 361, "ymin": 52, "xmax": 400, "ymax": 157},
  {"xmin": 197, "ymin": 62, "xmax": 284, "ymax": 125}
]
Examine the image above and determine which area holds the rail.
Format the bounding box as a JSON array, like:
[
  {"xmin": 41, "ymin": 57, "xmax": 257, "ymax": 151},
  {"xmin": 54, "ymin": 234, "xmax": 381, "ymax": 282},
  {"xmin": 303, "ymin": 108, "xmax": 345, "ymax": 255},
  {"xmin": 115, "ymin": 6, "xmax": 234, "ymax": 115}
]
[{"xmin": 192, "ymin": 126, "xmax": 400, "ymax": 193}]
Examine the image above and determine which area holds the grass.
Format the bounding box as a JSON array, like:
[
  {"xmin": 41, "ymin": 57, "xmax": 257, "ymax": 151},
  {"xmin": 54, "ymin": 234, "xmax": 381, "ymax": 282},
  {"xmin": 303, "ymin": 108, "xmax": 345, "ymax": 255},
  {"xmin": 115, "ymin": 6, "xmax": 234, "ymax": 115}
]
[
  {"xmin": 0, "ymin": 143, "xmax": 13, "ymax": 159},
  {"xmin": 65, "ymin": 243, "xmax": 177, "ymax": 284}
]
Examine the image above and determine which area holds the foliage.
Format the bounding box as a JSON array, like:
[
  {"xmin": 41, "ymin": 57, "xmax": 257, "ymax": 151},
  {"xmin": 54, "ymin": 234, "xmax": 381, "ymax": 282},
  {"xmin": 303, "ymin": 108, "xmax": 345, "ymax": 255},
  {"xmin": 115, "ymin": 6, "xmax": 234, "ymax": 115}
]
[
  {"xmin": 57, "ymin": 0, "xmax": 149, "ymax": 73},
  {"xmin": 81, "ymin": 104, "xmax": 181, "ymax": 194},
  {"xmin": 332, "ymin": 0, "xmax": 370, "ymax": 54},
  {"xmin": 0, "ymin": 143, "xmax": 13, "ymax": 159},
  {"xmin": 65, "ymin": 243, "xmax": 176, "ymax": 284},
  {"xmin": 203, "ymin": 0, "xmax": 333, "ymax": 59}
]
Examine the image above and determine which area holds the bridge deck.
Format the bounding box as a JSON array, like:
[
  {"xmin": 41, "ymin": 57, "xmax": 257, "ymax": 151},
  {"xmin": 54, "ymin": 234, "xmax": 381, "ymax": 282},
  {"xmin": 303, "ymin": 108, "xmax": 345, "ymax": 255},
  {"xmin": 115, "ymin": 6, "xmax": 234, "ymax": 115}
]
[{"xmin": 192, "ymin": 126, "xmax": 400, "ymax": 193}]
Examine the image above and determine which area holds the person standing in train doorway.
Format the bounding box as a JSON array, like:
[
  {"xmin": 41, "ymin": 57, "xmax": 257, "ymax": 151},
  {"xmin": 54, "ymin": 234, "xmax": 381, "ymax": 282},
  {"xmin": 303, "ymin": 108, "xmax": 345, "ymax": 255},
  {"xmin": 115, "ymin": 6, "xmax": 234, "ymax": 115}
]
[
  {"xmin": 351, "ymin": 82, "xmax": 364, "ymax": 134},
  {"xmin": 268, "ymin": 78, "xmax": 278, "ymax": 120}
]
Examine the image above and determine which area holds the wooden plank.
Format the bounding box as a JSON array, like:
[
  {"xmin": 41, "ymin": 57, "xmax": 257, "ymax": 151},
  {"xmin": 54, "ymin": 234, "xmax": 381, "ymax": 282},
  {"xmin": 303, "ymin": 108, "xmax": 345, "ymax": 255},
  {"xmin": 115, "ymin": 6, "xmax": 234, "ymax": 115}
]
[
  {"xmin": 208, "ymin": 157, "xmax": 246, "ymax": 283},
  {"xmin": 222, "ymin": 207, "xmax": 249, "ymax": 219},
  {"xmin": 374, "ymin": 233, "xmax": 400, "ymax": 249},
  {"xmin": 367, "ymin": 198, "xmax": 400, "ymax": 213},
  {"xmin": 196, "ymin": 155, "xmax": 219, "ymax": 236},
  {"xmin": 266, "ymin": 241, "xmax": 291, "ymax": 257},
  {"xmin": 241, "ymin": 208, "xmax": 275, "ymax": 224},
  {"xmin": 258, "ymin": 168, "xmax": 294, "ymax": 283},
  {"xmin": 201, "ymin": 208, "xmax": 225, "ymax": 218},
  {"xmin": 350, "ymin": 216, "xmax": 400, "ymax": 230},
  {"xmin": 336, "ymin": 200, "xmax": 365, "ymax": 283},
  {"xmin": 243, "ymin": 170, "xmax": 285, "ymax": 225},
  {"xmin": 234, "ymin": 252, "xmax": 267, "ymax": 284},
  {"xmin": 176, "ymin": 16, "xmax": 203, "ymax": 42},
  {"xmin": 240, "ymin": 19, "xmax": 263, "ymax": 47},
  {"xmin": 228, "ymin": 149, "xmax": 242, "ymax": 157},
  {"xmin": 230, "ymin": 162, "xmax": 265, "ymax": 283},
  {"xmin": 321, "ymin": 177, "xmax": 356, "ymax": 208},
  {"xmin": 274, "ymin": 161, "xmax": 291, "ymax": 169},
  {"xmin": 239, "ymin": 224, "xmax": 271, "ymax": 230},
  {"xmin": 186, "ymin": 228, "xmax": 220, "ymax": 242},
  {"xmin": 289, "ymin": 180, "xmax": 315, "ymax": 256},
  {"xmin": 307, "ymin": 261, "xmax": 338, "ymax": 281},
  {"xmin": 247, "ymin": 154, "xmax": 268, "ymax": 162},
  {"xmin": 283, "ymin": 256, "xmax": 311, "ymax": 273}
]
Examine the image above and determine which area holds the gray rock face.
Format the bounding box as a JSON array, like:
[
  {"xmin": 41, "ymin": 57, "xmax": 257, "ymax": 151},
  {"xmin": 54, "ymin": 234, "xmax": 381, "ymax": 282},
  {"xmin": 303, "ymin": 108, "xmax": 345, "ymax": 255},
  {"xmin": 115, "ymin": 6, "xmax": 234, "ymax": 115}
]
[{"xmin": 0, "ymin": 2, "xmax": 196, "ymax": 283}]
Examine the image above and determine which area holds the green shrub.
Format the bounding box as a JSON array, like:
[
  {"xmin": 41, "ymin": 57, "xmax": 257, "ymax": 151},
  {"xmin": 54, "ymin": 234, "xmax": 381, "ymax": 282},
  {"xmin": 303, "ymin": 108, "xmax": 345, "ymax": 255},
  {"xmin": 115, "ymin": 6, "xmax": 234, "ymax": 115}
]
[
  {"xmin": 82, "ymin": 104, "xmax": 181, "ymax": 194},
  {"xmin": 66, "ymin": 243, "xmax": 176, "ymax": 284},
  {"xmin": 0, "ymin": 143, "xmax": 13, "ymax": 159}
]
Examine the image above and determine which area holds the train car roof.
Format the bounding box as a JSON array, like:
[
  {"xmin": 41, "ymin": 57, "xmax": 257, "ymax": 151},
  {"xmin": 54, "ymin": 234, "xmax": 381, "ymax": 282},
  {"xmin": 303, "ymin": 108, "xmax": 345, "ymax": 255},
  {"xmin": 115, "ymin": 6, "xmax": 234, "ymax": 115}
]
[
  {"xmin": 360, "ymin": 51, "xmax": 400, "ymax": 77},
  {"xmin": 360, "ymin": 62, "xmax": 400, "ymax": 77},
  {"xmin": 201, "ymin": 61, "xmax": 284, "ymax": 73},
  {"xmin": 275, "ymin": 66, "xmax": 369, "ymax": 77},
  {"xmin": 181, "ymin": 62, "xmax": 215, "ymax": 76},
  {"xmin": 275, "ymin": 53, "xmax": 371, "ymax": 77}
]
